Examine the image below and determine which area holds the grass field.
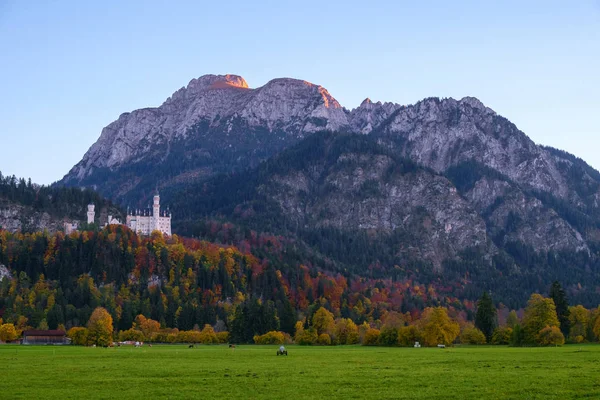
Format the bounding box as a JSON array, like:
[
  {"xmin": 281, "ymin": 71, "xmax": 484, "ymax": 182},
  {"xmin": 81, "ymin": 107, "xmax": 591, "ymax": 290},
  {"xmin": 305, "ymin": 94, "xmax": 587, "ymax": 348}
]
[{"xmin": 2, "ymin": 344, "xmax": 599, "ymax": 399}]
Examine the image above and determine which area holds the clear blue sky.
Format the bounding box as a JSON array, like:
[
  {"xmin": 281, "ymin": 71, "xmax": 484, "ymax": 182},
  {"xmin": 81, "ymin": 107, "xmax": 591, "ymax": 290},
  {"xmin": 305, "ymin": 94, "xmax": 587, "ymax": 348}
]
[{"xmin": 1, "ymin": 1, "xmax": 598, "ymax": 184}]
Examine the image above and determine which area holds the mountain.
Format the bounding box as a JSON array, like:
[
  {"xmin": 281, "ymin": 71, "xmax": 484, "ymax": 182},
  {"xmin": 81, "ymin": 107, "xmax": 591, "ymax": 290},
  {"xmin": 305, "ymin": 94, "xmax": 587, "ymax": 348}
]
[{"xmin": 59, "ymin": 74, "xmax": 600, "ymax": 305}]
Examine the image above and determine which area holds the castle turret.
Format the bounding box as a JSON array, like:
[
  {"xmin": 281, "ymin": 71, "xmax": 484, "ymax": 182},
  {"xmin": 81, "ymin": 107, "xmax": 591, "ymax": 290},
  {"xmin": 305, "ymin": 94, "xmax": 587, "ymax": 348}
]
[
  {"xmin": 153, "ymin": 193, "xmax": 160, "ymax": 232},
  {"xmin": 87, "ymin": 204, "xmax": 95, "ymax": 224}
]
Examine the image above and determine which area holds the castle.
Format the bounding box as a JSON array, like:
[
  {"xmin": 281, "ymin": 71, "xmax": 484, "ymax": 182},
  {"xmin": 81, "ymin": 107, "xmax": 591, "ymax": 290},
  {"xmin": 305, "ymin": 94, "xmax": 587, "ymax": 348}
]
[
  {"xmin": 79, "ymin": 194, "xmax": 172, "ymax": 236},
  {"xmin": 125, "ymin": 194, "xmax": 172, "ymax": 236}
]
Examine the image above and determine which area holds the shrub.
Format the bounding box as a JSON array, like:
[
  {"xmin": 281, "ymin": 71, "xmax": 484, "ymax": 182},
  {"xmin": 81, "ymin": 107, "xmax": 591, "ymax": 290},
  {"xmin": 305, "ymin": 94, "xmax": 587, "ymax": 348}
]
[
  {"xmin": 397, "ymin": 326, "xmax": 421, "ymax": 347},
  {"xmin": 572, "ymin": 335, "xmax": 585, "ymax": 344},
  {"xmin": 538, "ymin": 325, "xmax": 565, "ymax": 346},
  {"xmin": 460, "ymin": 324, "xmax": 486, "ymax": 344},
  {"xmin": 176, "ymin": 330, "xmax": 202, "ymax": 343},
  {"xmin": 297, "ymin": 328, "xmax": 318, "ymax": 345},
  {"xmin": 216, "ymin": 331, "xmax": 230, "ymax": 344},
  {"xmin": 118, "ymin": 328, "xmax": 145, "ymax": 342},
  {"xmin": 460, "ymin": 327, "xmax": 486, "ymax": 345},
  {"xmin": 362, "ymin": 328, "xmax": 380, "ymax": 346},
  {"xmin": 317, "ymin": 333, "xmax": 332, "ymax": 345},
  {"xmin": 0, "ymin": 323, "xmax": 18, "ymax": 343},
  {"xmin": 491, "ymin": 327, "xmax": 513, "ymax": 345},
  {"xmin": 254, "ymin": 331, "xmax": 285, "ymax": 345},
  {"xmin": 378, "ymin": 327, "xmax": 399, "ymax": 346},
  {"xmin": 198, "ymin": 325, "xmax": 219, "ymax": 344}
]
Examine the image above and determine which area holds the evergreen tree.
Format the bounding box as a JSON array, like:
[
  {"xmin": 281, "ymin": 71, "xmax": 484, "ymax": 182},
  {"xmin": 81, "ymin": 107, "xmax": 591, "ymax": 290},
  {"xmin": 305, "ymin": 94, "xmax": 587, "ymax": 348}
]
[
  {"xmin": 549, "ymin": 281, "xmax": 570, "ymax": 337},
  {"xmin": 475, "ymin": 291, "xmax": 497, "ymax": 342}
]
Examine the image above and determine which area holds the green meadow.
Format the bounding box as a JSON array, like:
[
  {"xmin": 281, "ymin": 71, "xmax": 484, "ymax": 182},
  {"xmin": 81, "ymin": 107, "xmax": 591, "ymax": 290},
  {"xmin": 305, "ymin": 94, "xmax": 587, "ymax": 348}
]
[{"xmin": 1, "ymin": 344, "xmax": 599, "ymax": 399}]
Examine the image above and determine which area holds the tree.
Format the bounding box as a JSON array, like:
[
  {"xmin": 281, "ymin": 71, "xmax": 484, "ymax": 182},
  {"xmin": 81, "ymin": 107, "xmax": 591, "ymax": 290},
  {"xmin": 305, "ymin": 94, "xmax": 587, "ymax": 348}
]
[
  {"xmin": 522, "ymin": 294, "xmax": 560, "ymax": 345},
  {"xmin": 297, "ymin": 328, "xmax": 318, "ymax": 345},
  {"xmin": 538, "ymin": 325, "xmax": 565, "ymax": 346},
  {"xmin": 311, "ymin": 307, "xmax": 334, "ymax": 335},
  {"xmin": 67, "ymin": 327, "xmax": 89, "ymax": 346},
  {"xmin": 362, "ymin": 328, "xmax": 380, "ymax": 346},
  {"xmin": 87, "ymin": 307, "xmax": 114, "ymax": 346},
  {"xmin": 549, "ymin": 281, "xmax": 570, "ymax": 337},
  {"xmin": 506, "ymin": 310, "xmax": 519, "ymax": 328},
  {"xmin": 317, "ymin": 333, "xmax": 332, "ymax": 345},
  {"xmin": 397, "ymin": 326, "xmax": 421, "ymax": 347},
  {"xmin": 0, "ymin": 323, "xmax": 18, "ymax": 342},
  {"xmin": 568, "ymin": 305, "xmax": 589, "ymax": 343},
  {"xmin": 475, "ymin": 292, "xmax": 496, "ymax": 342},
  {"xmin": 420, "ymin": 307, "xmax": 460, "ymax": 347},
  {"xmin": 333, "ymin": 318, "xmax": 359, "ymax": 345},
  {"xmin": 491, "ymin": 327, "xmax": 513, "ymax": 345},
  {"xmin": 460, "ymin": 325, "xmax": 486, "ymax": 344}
]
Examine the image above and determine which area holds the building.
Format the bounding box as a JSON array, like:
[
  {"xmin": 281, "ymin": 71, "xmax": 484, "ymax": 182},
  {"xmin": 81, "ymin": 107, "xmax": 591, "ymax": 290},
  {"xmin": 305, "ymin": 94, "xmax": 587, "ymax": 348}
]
[
  {"xmin": 22, "ymin": 329, "xmax": 69, "ymax": 345},
  {"xmin": 125, "ymin": 193, "xmax": 172, "ymax": 236},
  {"xmin": 87, "ymin": 204, "xmax": 95, "ymax": 224},
  {"xmin": 64, "ymin": 221, "xmax": 79, "ymax": 234}
]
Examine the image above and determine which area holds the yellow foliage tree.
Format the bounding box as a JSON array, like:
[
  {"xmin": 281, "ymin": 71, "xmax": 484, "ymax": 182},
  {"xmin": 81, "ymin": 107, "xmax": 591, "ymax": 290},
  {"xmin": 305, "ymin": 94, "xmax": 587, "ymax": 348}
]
[
  {"xmin": 0, "ymin": 323, "xmax": 18, "ymax": 342},
  {"xmin": 317, "ymin": 333, "xmax": 332, "ymax": 345},
  {"xmin": 491, "ymin": 327, "xmax": 513, "ymax": 345},
  {"xmin": 297, "ymin": 328, "xmax": 318, "ymax": 345},
  {"xmin": 134, "ymin": 314, "xmax": 160, "ymax": 338},
  {"xmin": 460, "ymin": 325, "xmax": 486, "ymax": 344},
  {"xmin": 522, "ymin": 294, "xmax": 560, "ymax": 344},
  {"xmin": 254, "ymin": 331, "xmax": 285, "ymax": 344},
  {"xmin": 362, "ymin": 328, "xmax": 380, "ymax": 346},
  {"xmin": 568, "ymin": 305, "xmax": 589, "ymax": 342},
  {"xmin": 397, "ymin": 325, "xmax": 421, "ymax": 347},
  {"xmin": 294, "ymin": 321, "xmax": 305, "ymax": 343},
  {"xmin": 198, "ymin": 324, "xmax": 219, "ymax": 344},
  {"xmin": 334, "ymin": 318, "xmax": 359, "ymax": 345},
  {"xmin": 87, "ymin": 307, "xmax": 114, "ymax": 347},
  {"xmin": 312, "ymin": 307, "xmax": 335, "ymax": 335},
  {"xmin": 67, "ymin": 327, "xmax": 89, "ymax": 346},
  {"xmin": 420, "ymin": 307, "xmax": 460, "ymax": 346},
  {"xmin": 538, "ymin": 325, "xmax": 565, "ymax": 346}
]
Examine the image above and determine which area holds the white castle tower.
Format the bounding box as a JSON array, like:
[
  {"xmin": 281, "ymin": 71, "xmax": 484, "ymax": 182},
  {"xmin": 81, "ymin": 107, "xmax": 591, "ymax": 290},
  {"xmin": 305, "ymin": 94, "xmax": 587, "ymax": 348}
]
[
  {"xmin": 87, "ymin": 204, "xmax": 95, "ymax": 224},
  {"xmin": 153, "ymin": 193, "xmax": 160, "ymax": 232}
]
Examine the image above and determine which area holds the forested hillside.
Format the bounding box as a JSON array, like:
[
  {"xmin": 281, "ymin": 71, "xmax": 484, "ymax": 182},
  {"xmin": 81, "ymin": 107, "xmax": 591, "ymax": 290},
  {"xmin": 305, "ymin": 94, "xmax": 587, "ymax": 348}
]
[
  {"xmin": 0, "ymin": 225, "xmax": 481, "ymax": 342},
  {"xmin": 166, "ymin": 133, "xmax": 600, "ymax": 308},
  {"xmin": 0, "ymin": 170, "xmax": 122, "ymax": 233}
]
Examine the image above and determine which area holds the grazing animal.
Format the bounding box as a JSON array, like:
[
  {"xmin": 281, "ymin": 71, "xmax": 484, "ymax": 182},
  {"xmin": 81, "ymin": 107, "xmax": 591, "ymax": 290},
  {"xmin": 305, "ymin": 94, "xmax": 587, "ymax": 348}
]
[
  {"xmin": 188, "ymin": 344, "xmax": 194, "ymax": 348},
  {"xmin": 229, "ymin": 344, "xmax": 236, "ymax": 349}
]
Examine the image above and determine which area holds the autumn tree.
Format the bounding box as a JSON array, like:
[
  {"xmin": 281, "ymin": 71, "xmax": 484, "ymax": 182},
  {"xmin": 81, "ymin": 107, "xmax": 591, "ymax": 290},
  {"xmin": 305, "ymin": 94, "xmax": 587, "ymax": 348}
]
[
  {"xmin": 87, "ymin": 307, "xmax": 114, "ymax": 346},
  {"xmin": 333, "ymin": 318, "xmax": 359, "ymax": 345},
  {"xmin": 522, "ymin": 294, "xmax": 560, "ymax": 345},
  {"xmin": 0, "ymin": 323, "xmax": 18, "ymax": 342},
  {"xmin": 460, "ymin": 324, "xmax": 486, "ymax": 344},
  {"xmin": 397, "ymin": 326, "xmax": 421, "ymax": 347},
  {"xmin": 312, "ymin": 307, "xmax": 334, "ymax": 335},
  {"xmin": 475, "ymin": 292, "xmax": 496, "ymax": 342},
  {"xmin": 538, "ymin": 325, "xmax": 565, "ymax": 346},
  {"xmin": 549, "ymin": 281, "xmax": 570, "ymax": 337},
  {"xmin": 568, "ymin": 305, "xmax": 589, "ymax": 343},
  {"xmin": 67, "ymin": 327, "xmax": 89, "ymax": 346},
  {"xmin": 506, "ymin": 310, "xmax": 519, "ymax": 328},
  {"xmin": 491, "ymin": 327, "xmax": 513, "ymax": 345},
  {"xmin": 420, "ymin": 307, "xmax": 460, "ymax": 347}
]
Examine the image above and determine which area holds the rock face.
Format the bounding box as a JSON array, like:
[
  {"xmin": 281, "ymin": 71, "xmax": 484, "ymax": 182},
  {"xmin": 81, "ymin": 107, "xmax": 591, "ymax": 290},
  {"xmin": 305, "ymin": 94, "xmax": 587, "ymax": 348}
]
[
  {"xmin": 0, "ymin": 201, "xmax": 62, "ymax": 233},
  {"xmin": 60, "ymin": 73, "xmax": 600, "ymax": 271},
  {"xmin": 64, "ymin": 75, "xmax": 349, "ymax": 186}
]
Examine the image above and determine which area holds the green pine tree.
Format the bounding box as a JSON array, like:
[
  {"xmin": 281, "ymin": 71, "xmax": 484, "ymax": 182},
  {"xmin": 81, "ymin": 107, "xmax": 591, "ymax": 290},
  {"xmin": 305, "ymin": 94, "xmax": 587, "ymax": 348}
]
[
  {"xmin": 549, "ymin": 281, "xmax": 570, "ymax": 337},
  {"xmin": 475, "ymin": 291, "xmax": 497, "ymax": 342}
]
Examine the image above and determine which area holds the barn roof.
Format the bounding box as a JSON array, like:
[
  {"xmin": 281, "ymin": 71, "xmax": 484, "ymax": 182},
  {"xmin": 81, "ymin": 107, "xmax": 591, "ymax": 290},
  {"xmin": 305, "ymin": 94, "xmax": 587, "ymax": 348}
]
[{"xmin": 22, "ymin": 330, "xmax": 66, "ymax": 337}]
